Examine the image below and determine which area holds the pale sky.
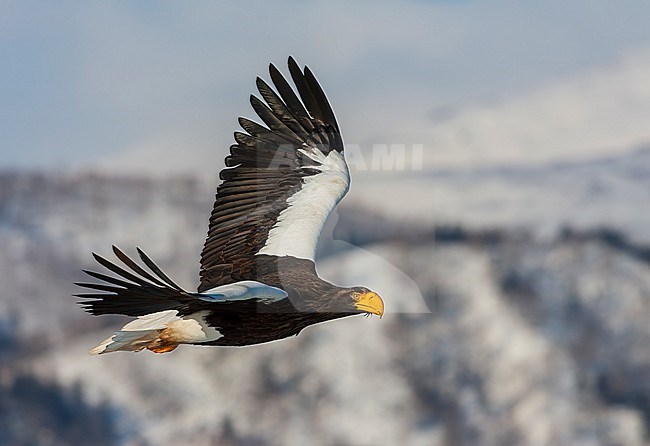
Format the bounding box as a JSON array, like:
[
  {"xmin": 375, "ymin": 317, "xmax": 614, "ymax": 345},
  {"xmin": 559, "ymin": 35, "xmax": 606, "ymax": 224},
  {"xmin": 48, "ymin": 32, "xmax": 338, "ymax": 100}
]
[{"xmin": 3, "ymin": 0, "xmax": 650, "ymax": 176}]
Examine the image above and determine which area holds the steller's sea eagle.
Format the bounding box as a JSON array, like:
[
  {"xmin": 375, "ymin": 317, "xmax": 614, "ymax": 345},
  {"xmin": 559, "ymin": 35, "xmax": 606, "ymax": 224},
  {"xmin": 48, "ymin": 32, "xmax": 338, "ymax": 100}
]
[{"xmin": 76, "ymin": 57, "xmax": 385, "ymax": 354}]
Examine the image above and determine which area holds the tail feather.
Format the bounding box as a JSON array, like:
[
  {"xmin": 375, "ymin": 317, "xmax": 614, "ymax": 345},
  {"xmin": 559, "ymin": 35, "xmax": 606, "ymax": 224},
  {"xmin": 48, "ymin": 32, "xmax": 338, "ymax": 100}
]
[
  {"xmin": 76, "ymin": 246, "xmax": 196, "ymax": 317},
  {"xmin": 90, "ymin": 330, "xmax": 159, "ymax": 354},
  {"xmin": 88, "ymin": 309, "xmax": 219, "ymax": 354},
  {"xmin": 89, "ymin": 310, "xmax": 181, "ymax": 354}
]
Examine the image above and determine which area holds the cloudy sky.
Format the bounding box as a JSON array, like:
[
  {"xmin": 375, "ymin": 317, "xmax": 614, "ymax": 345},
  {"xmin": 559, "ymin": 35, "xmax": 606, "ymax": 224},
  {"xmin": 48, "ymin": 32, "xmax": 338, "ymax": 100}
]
[{"xmin": 3, "ymin": 1, "xmax": 650, "ymax": 176}]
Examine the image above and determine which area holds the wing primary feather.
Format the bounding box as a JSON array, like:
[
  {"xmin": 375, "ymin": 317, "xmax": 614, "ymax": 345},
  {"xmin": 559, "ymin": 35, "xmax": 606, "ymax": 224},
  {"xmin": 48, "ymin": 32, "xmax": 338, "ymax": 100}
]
[
  {"xmin": 304, "ymin": 66, "xmax": 344, "ymax": 151},
  {"xmin": 303, "ymin": 67, "xmax": 338, "ymax": 130},
  {"xmin": 91, "ymin": 252, "xmax": 152, "ymax": 287},
  {"xmin": 74, "ymin": 282, "xmax": 122, "ymax": 293},
  {"xmin": 238, "ymin": 117, "xmax": 301, "ymax": 146},
  {"xmin": 135, "ymin": 247, "xmax": 184, "ymax": 291},
  {"xmin": 111, "ymin": 245, "xmax": 169, "ymax": 288},
  {"xmin": 269, "ymin": 63, "xmax": 324, "ymax": 146},
  {"xmin": 74, "ymin": 293, "xmax": 109, "ymax": 299},
  {"xmin": 249, "ymin": 95, "xmax": 303, "ymax": 143},
  {"xmin": 82, "ymin": 270, "xmax": 134, "ymax": 288},
  {"xmin": 269, "ymin": 63, "xmax": 312, "ymax": 121},
  {"xmin": 257, "ymin": 75, "xmax": 320, "ymax": 143},
  {"xmin": 288, "ymin": 56, "xmax": 325, "ymax": 123},
  {"xmin": 233, "ymin": 132, "xmax": 291, "ymax": 154},
  {"xmin": 255, "ymin": 77, "xmax": 311, "ymax": 137}
]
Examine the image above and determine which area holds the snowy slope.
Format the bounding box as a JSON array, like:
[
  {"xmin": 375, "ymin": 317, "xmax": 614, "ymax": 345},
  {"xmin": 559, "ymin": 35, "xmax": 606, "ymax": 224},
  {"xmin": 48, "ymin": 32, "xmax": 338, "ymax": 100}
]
[
  {"xmin": 24, "ymin": 237, "xmax": 650, "ymax": 446},
  {"xmin": 350, "ymin": 147, "xmax": 650, "ymax": 243},
  {"xmin": 1, "ymin": 172, "xmax": 648, "ymax": 445}
]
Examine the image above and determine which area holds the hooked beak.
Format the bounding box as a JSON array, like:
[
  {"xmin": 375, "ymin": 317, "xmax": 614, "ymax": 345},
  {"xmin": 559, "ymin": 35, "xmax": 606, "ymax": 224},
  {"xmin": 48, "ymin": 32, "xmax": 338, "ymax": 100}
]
[{"xmin": 353, "ymin": 291, "xmax": 385, "ymax": 318}]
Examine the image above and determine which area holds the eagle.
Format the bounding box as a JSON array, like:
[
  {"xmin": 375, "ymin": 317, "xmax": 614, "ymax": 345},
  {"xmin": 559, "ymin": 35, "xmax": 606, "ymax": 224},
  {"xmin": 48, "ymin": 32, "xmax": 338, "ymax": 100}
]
[{"xmin": 77, "ymin": 57, "xmax": 385, "ymax": 354}]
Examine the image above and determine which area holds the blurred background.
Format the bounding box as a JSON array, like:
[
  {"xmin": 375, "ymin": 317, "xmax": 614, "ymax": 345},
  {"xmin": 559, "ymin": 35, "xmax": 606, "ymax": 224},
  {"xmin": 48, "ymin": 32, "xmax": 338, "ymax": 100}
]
[{"xmin": 2, "ymin": 1, "xmax": 650, "ymax": 445}]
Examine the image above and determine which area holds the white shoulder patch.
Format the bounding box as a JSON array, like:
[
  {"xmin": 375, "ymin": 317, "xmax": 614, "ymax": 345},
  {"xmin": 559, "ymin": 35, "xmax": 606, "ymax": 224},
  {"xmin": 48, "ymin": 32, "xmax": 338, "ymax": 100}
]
[
  {"xmin": 200, "ymin": 280, "xmax": 288, "ymax": 303},
  {"xmin": 256, "ymin": 149, "xmax": 350, "ymax": 260}
]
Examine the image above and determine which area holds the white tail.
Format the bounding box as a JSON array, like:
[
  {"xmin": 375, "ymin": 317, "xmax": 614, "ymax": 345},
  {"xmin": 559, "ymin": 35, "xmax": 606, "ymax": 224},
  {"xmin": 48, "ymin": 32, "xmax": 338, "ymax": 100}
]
[{"xmin": 89, "ymin": 310, "xmax": 222, "ymax": 354}]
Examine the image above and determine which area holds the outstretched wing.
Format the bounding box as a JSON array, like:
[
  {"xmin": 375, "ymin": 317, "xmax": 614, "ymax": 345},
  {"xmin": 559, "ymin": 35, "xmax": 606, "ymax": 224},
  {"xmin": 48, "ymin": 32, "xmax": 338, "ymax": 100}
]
[
  {"xmin": 198, "ymin": 57, "xmax": 349, "ymax": 292},
  {"xmin": 76, "ymin": 246, "xmax": 197, "ymax": 317},
  {"xmin": 76, "ymin": 246, "xmax": 290, "ymax": 317}
]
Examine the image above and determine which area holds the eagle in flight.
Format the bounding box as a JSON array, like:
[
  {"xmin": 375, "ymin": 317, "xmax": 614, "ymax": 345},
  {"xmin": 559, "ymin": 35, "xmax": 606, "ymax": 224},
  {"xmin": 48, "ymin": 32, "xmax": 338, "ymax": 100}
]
[{"xmin": 77, "ymin": 57, "xmax": 385, "ymax": 354}]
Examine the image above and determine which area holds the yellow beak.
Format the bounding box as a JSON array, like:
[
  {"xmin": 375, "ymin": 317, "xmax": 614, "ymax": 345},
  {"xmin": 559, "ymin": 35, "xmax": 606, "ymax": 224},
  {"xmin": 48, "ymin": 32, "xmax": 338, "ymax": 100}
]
[{"xmin": 353, "ymin": 291, "xmax": 385, "ymax": 318}]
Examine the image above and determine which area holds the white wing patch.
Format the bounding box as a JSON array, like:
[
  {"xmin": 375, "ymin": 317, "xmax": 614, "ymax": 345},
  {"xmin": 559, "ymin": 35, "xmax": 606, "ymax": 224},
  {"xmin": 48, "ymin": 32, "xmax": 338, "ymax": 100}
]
[
  {"xmin": 200, "ymin": 280, "xmax": 288, "ymax": 303},
  {"xmin": 256, "ymin": 149, "xmax": 350, "ymax": 260}
]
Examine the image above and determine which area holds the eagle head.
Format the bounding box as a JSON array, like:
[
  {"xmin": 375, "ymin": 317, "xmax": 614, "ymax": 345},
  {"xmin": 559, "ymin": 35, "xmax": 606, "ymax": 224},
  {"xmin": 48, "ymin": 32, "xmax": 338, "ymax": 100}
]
[{"xmin": 341, "ymin": 287, "xmax": 384, "ymax": 318}]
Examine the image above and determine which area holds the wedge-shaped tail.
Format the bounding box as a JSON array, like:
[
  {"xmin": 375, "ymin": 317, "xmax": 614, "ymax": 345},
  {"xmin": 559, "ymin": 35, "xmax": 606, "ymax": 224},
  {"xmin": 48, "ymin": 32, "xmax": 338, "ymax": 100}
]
[{"xmin": 89, "ymin": 309, "xmax": 183, "ymax": 354}]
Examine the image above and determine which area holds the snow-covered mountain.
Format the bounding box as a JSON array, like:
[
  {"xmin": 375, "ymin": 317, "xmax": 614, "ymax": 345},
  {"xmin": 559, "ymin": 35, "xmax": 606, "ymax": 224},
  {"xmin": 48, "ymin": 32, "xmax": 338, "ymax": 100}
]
[
  {"xmin": 0, "ymin": 162, "xmax": 648, "ymax": 445},
  {"xmin": 350, "ymin": 146, "xmax": 650, "ymax": 243}
]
